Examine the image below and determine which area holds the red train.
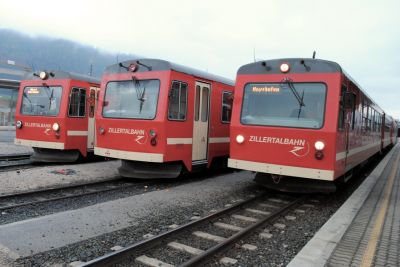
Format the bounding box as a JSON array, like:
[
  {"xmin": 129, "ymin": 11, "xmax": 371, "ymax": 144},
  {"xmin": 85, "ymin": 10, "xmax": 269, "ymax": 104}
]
[
  {"xmin": 94, "ymin": 59, "xmax": 234, "ymax": 178},
  {"xmin": 228, "ymin": 58, "xmax": 398, "ymax": 192},
  {"xmin": 14, "ymin": 71, "xmax": 100, "ymax": 162}
]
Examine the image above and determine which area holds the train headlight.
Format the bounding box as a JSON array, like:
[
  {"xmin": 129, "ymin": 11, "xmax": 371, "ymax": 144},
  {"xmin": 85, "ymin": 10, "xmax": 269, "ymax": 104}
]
[
  {"xmin": 314, "ymin": 141, "xmax": 325, "ymax": 151},
  {"xmin": 52, "ymin": 122, "xmax": 60, "ymax": 131},
  {"xmin": 16, "ymin": 120, "xmax": 23, "ymax": 129},
  {"xmin": 280, "ymin": 63, "xmax": 290, "ymax": 73},
  {"xmin": 128, "ymin": 63, "xmax": 138, "ymax": 72},
  {"xmin": 236, "ymin": 134, "xmax": 245, "ymax": 144},
  {"xmin": 39, "ymin": 71, "xmax": 49, "ymax": 80}
]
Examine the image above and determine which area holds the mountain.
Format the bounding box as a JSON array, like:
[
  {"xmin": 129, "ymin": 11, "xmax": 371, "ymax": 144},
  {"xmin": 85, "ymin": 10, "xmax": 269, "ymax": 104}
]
[{"xmin": 0, "ymin": 29, "xmax": 136, "ymax": 78}]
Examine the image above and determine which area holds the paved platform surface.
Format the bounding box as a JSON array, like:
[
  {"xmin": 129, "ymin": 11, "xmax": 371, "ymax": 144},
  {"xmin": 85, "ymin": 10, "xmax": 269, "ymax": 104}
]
[
  {"xmin": 0, "ymin": 130, "xmax": 33, "ymax": 156},
  {"xmin": 288, "ymin": 143, "xmax": 400, "ymax": 267},
  {"xmin": 0, "ymin": 142, "xmax": 33, "ymax": 156}
]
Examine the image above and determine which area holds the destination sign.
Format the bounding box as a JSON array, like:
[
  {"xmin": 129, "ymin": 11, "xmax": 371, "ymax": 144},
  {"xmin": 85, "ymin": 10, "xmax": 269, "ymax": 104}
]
[
  {"xmin": 251, "ymin": 86, "xmax": 280, "ymax": 93},
  {"xmin": 27, "ymin": 88, "xmax": 40, "ymax": 94}
]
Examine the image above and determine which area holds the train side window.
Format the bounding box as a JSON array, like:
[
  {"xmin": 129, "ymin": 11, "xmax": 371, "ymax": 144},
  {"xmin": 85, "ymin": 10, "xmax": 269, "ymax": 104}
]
[
  {"xmin": 201, "ymin": 87, "xmax": 209, "ymax": 122},
  {"xmin": 338, "ymin": 86, "xmax": 346, "ymax": 130},
  {"xmin": 68, "ymin": 87, "xmax": 86, "ymax": 117},
  {"xmin": 367, "ymin": 106, "xmax": 373, "ymax": 131},
  {"xmin": 221, "ymin": 91, "xmax": 233, "ymax": 123},
  {"xmin": 362, "ymin": 102, "xmax": 369, "ymax": 131},
  {"xmin": 168, "ymin": 81, "xmax": 188, "ymax": 121},
  {"xmin": 372, "ymin": 110, "xmax": 377, "ymax": 132},
  {"xmin": 194, "ymin": 85, "xmax": 201, "ymax": 121}
]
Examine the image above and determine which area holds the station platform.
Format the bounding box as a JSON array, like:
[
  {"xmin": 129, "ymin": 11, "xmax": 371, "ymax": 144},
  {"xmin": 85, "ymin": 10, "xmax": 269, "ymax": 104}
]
[
  {"xmin": 288, "ymin": 143, "xmax": 400, "ymax": 267},
  {"xmin": 0, "ymin": 129, "xmax": 33, "ymax": 156}
]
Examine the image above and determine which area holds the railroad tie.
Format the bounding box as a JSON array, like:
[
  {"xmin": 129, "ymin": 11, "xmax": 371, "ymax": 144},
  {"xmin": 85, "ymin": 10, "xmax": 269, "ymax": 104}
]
[
  {"xmin": 214, "ymin": 222, "xmax": 243, "ymax": 232},
  {"xmin": 231, "ymin": 214, "xmax": 259, "ymax": 223},
  {"xmin": 245, "ymin": 208, "xmax": 271, "ymax": 216},
  {"xmin": 167, "ymin": 241, "xmax": 204, "ymax": 255},
  {"xmin": 135, "ymin": 255, "xmax": 175, "ymax": 267},
  {"xmin": 268, "ymin": 198, "xmax": 289, "ymax": 203},
  {"xmin": 258, "ymin": 203, "xmax": 278, "ymax": 209},
  {"xmin": 192, "ymin": 231, "xmax": 226, "ymax": 242}
]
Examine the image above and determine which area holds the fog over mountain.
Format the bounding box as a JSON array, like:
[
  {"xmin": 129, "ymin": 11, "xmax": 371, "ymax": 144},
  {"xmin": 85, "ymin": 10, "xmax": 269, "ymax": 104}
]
[{"xmin": 0, "ymin": 29, "xmax": 136, "ymax": 78}]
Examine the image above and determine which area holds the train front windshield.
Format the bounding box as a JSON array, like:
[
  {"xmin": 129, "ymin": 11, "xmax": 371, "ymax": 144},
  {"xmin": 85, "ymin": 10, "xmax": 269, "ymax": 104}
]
[
  {"xmin": 103, "ymin": 79, "xmax": 160, "ymax": 119},
  {"xmin": 241, "ymin": 83, "xmax": 326, "ymax": 129},
  {"xmin": 21, "ymin": 86, "xmax": 62, "ymax": 116}
]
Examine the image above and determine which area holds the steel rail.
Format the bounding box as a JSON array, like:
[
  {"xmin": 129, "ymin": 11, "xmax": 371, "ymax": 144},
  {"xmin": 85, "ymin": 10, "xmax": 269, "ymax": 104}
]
[
  {"xmin": 0, "ymin": 178, "xmax": 146, "ymax": 211},
  {"xmin": 0, "ymin": 153, "xmax": 32, "ymax": 161},
  {"xmin": 180, "ymin": 197, "xmax": 303, "ymax": 267},
  {"xmin": 78, "ymin": 194, "xmax": 265, "ymax": 267}
]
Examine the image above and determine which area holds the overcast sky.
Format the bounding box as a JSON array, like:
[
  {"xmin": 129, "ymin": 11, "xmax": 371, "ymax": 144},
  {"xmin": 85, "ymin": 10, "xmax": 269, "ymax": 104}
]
[{"xmin": 1, "ymin": 0, "xmax": 399, "ymax": 118}]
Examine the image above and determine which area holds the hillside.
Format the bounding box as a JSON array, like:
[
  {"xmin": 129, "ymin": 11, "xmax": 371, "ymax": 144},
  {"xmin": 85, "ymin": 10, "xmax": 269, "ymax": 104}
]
[{"xmin": 0, "ymin": 29, "xmax": 136, "ymax": 78}]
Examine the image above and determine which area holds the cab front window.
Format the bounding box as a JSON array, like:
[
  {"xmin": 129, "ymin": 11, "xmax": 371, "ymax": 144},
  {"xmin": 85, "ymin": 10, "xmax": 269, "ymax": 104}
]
[
  {"xmin": 103, "ymin": 79, "xmax": 160, "ymax": 120},
  {"xmin": 21, "ymin": 86, "xmax": 62, "ymax": 116},
  {"xmin": 241, "ymin": 82, "xmax": 326, "ymax": 129}
]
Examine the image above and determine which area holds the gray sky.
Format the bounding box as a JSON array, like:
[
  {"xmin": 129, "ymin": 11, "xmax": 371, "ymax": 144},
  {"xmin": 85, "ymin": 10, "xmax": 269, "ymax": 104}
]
[{"xmin": 1, "ymin": 0, "xmax": 399, "ymax": 118}]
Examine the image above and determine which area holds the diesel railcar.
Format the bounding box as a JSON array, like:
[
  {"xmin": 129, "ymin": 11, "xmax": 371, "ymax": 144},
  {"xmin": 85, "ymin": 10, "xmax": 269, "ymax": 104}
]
[
  {"xmin": 94, "ymin": 59, "xmax": 234, "ymax": 178},
  {"xmin": 228, "ymin": 58, "xmax": 397, "ymax": 192},
  {"xmin": 15, "ymin": 70, "xmax": 100, "ymax": 162}
]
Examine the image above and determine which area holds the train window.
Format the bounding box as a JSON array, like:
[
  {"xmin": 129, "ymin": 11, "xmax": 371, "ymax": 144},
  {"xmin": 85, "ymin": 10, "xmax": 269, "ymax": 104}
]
[
  {"xmin": 337, "ymin": 86, "xmax": 347, "ymax": 130},
  {"xmin": 378, "ymin": 114, "xmax": 382, "ymax": 132},
  {"xmin": 103, "ymin": 79, "xmax": 160, "ymax": 120},
  {"xmin": 68, "ymin": 88, "xmax": 86, "ymax": 117},
  {"xmin": 241, "ymin": 82, "xmax": 326, "ymax": 129},
  {"xmin": 168, "ymin": 81, "xmax": 188, "ymax": 121},
  {"xmin": 362, "ymin": 101, "xmax": 370, "ymax": 131},
  {"xmin": 368, "ymin": 107, "xmax": 373, "ymax": 131},
  {"xmin": 201, "ymin": 87, "xmax": 209, "ymax": 122},
  {"xmin": 375, "ymin": 112, "xmax": 381, "ymax": 132},
  {"xmin": 372, "ymin": 109, "xmax": 377, "ymax": 132},
  {"xmin": 21, "ymin": 86, "xmax": 63, "ymax": 116},
  {"xmin": 221, "ymin": 91, "xmax": 233, "ymax": 123},
  {"xmin": 194, "ymin": 85, "xmax": 201, "ymax": 121},
  {"xmin": 350, "ymin": 93, "xmax": 356, "ymax": 130}
]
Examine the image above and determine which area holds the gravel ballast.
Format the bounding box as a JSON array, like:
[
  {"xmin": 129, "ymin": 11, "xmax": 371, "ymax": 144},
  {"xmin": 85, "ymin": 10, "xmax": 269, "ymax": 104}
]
[{"xmin": 0, "ymin": 171, "xmax": 256, "ymax": 263}]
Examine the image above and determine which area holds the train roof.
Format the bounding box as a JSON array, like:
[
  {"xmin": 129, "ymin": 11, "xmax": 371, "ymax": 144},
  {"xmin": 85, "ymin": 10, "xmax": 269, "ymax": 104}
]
[
  {"xmin": 238, "ymin": 58, "xmax": 388, "ymax": 115},
  {"xmin": 105, "ymin": 58, "xmax": 234, "ymax": 86},
  {"xmin": 24, "ymin": 70, "xmax": 100, "ymax": 84},
  {"xmin": 238, "ymin": 58, "xmax": 342, "ymax": 75}
]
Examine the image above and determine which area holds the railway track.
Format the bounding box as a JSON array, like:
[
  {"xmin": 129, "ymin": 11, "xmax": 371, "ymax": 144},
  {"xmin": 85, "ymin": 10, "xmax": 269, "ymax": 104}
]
[
  {"xmin": 0, "ymin": 153, "xmax": 32, "ymax": 169},
  {"xmin": 0, "ymin": 179, "xmax": 147, "ymax": 212},
  {"xmin": 79, "ymin": 194, "xmax": 304, "ymax": 267}
]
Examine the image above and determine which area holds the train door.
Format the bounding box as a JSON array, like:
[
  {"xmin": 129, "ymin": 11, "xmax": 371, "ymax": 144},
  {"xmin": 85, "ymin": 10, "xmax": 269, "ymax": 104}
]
[
  {"xmin": 192, "ymin": 81, "xmax": 210, "ymax": 162},
  {"xmin": 87, "ymin": 86, "xmax": 99, "ymax": 150}
]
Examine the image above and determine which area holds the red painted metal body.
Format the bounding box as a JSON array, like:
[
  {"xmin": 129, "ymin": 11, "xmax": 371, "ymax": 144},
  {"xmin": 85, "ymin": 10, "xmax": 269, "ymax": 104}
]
[
  {"xmin": 95, "ymin": 59, "xmax": 234, "ymax": 178},
  {"xmin": 228, "ymin": 59, "xmax": 397, "ymax": 192},
  {"xmin": 14, "ymin": 71, "xmax": 100, "ymax": 162}
]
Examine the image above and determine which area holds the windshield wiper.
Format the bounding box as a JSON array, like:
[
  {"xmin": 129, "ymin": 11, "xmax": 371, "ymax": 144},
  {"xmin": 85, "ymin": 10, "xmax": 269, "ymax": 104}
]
[
  {"xmin": 22, "ymin": 92, "xmax": 34, "ymax": 112},
  {"xmin": 48, "ymin": 88, "xmax": 54, "ymax": 110},
  {"xmin": 282, "ymin": 78, "xmax": 305, "ymax": 107},
  {"xmin": 132, "ymin": 77, "xmax": 146, "ymax": 113}
]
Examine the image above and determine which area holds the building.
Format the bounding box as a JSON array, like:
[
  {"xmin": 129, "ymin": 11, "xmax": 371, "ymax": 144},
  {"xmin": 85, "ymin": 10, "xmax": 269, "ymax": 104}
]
[{"xmin": 0, "ymin": 60, "xmax": 31, "ymax": 128}]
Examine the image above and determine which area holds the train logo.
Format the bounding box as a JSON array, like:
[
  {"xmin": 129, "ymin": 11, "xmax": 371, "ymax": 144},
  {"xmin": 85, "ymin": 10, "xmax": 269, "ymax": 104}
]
[
  {"xmin": 107, "ymin": 127, "xmax": 148, "ymax": 145},
  {"xmin": 289, "ymin": 142, "xmax": 310, "ymax": 157},
  {"xmin": 134, "ymin": 135, "xmax": 147, "ymax": 145}
]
